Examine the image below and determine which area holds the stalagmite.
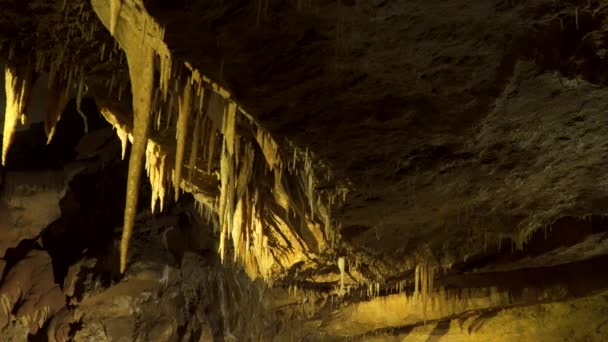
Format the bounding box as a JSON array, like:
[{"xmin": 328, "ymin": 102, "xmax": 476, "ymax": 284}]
[
  {"xmin": 120, "ymin": 43, "xmax": 155, "ymax": 274},
  {"xmin": 174, "ymin": 76, "xmax": 192, "ymax": 201},
  {"xmin": 2, "ymin": 65, "xmax": 33, "ymax": 165}
]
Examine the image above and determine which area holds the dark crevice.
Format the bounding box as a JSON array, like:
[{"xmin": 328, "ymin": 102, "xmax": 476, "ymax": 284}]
[
  {"xmin": 333, "ymin": 215, "xmax": 608, "ymax": 305},
  {"xmin": 27, "ymin": 315, "xmax": 54, "ymax": 342},
  {"xmin": 2, "ymin": 98, "xmax": 106, "ymax": 171},
  {"xmin": 68, "ymin": 320, "xmax": 84, "ymax": 340},
  {"xmin": 426, "ymin": 319, "xmax": 451, "ymax": 342},
  {"xmin": 0, "ymin": 238, "xmax": 42, "ymax": 283},
  {"xmin": 523, "ymin": 3, "xmax": 607, "ymax": 84},
  {"xmin": 455, "ymin": 215, "xmax": 608, "ymax": 273},
  {"xmin": 41, "ymin": 158, "xmax": 128, "ymax": 287},
  {"xmin": 31, "ymin": 101, "xmax": 128, "ymax": 288},
  {"xmin": 440, "ymin": 254, "xmax": 608, "ymax": 298},
  {"xmin": 339, "ymin": 251, "xmax": 608, "ymax": 308}
]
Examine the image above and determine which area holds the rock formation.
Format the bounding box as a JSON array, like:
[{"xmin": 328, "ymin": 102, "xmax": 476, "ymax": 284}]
[{"xmin": 0, "ymin": 0, "xmax": 608, "ymax": 340}]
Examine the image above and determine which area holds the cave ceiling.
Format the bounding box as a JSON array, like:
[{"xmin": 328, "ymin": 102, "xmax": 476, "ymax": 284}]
[{"xmin": 1, "ymin": 0, "xmax": 608, "ymax": 340}]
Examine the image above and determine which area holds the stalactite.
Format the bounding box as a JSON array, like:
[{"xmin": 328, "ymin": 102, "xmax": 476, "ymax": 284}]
[
  {"xmin": 290, "ymin": 147, "xmax": 297, "ymax": 172},
  {"xmin": 256, "ymin": 130, "xmax": 279, "ymax": 171},
  {"xmin": 110, "ymin": 0, "xmax": 122, "ymax": 36},
  {"xmin": 145, "ymin": 141, "xmax": 167, "ymax": 213},
  {"xmin": 120, "ymin": 43, "xmax": 155, "ymax": 274},
  {"xmin": 199, "ymin": 117, "xmax": 209, "ymax": 166},
  {"xmin": 218, "ymin": 143, "xmax": 231, "ymax": 262},
  {"xmin": 224, "ymin": 102, "xmax": 237, "ymax": 156},
  {"xmin": 159, "ymin": 55, "xmax": 171, "ymax": 101},
  {"xmin": 75, "ymin": 71, "xmax": 89, "ymax": 133},
  {"xmin": 207, "ymin": 123, "xmax": 217, "ymax": 171},
  {"xmin": 232, "ymin": 198, "xmax": 244, "ymax": 261},
  {"xmin": 174, "ymin": 76, "xmax": 192, "ymax": 201},
  {"xmin": 87, "ymin": 0, "xmax": 345, "ymax": 281},
  {"xmin": 188, "ymin": 109, "xmax": 202, "ymax": 181},
  {"xmin": 414, "ymin": 264, "xmax": 420, "ymax": 295},
  {"xmin": 338, "ymin": 257, "xmax": 345, "ymax": 296},
  {"xmin": 165, "ymin": 87, "xmax": 175, "ymax": 129},
  {"xmin": 244, "ymin": 190, "xmax": 253, "ymax": 259},
  {"xmin": 254, "ymin": 210, "xmax": 263, "ymax": 264},
  {"xmin": 308, "ymin": 171, "xmax": 314, "ymax": 215},
  {"xmin": 118, "ymin": 128, "xmax": 129, "ymax": 160},
  {"xmin": 45, "ymin": 75, "xmax": 69, "ymax": 145},
  {"xmin": 2, "ymin": 64, "xmax": 34, "ymax": 166},
  {"xmin": 236, "ymin": 142, "xmax": 254, "ymax": 203},
  {"xmin": 99, "ymin": 107, "xmax": 130, "ymax": 161}
]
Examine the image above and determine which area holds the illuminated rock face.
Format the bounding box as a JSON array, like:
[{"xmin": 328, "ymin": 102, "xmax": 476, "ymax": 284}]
[{"xmin": 2, "ymin": 0, "xmax": 608, "ymax": 339}]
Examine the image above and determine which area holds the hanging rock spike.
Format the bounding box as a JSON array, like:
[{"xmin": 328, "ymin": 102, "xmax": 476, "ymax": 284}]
[
  {"xmin": 223, "ymin": 102, "xmax": 237, "ymax": 156},
  {"xmin": 76, "ymin": 71, "xmax": 89, "ymax": 133},
  {"xmin": 45, "ymin": 74, "xmax": 69, "ymax": 145},
  {"xmin": 207, "ymin": 122, "xmax": 216, "ymax": 172},
  {"xmin": 174, "ymin": 75, "xmax": 193, "ymax": 201},
  {"xmin": 110, "ymin": 0, "xmax": 122, "ymax": 36},
  {"xmin": 338, "ymin": 257, "xmax": 345, "ymax": 296},
  {"xmin": 2, "ymin": 65, "xmax": 34, "ymax": 165},
  {"xmin": 120, "ymin": 42, "xmax": 155, "ymax": 274},
  {"xmin": 146, "ymin": 141, "xmax": 167, "ymax": 213},
  {"xmin": 188, "ymin": 108, "xmax": 202, "ymax": 182}
]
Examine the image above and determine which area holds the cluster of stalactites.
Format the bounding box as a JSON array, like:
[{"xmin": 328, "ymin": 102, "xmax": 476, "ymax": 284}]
[
  {"xmin": 287, "ymin": 142, "xmax": 348, "ymax": 247},
  {"xmin": 97, "ymin": 0, "xmax": 343, "ymax": 280},
  {"xmin": 1, "ymin": 0, "xmax": 116, "ymax": 164},
  {"xmin": 35, "ymin": 1, "xmax": 111, "ymax": 142},
  {"xmin": 1, "ymin": 59, "xmax": 83, "ymax": 161},
  {"xmin": 2, "ymin": 64, "xmax": 34, "ymax": 166},
  {"xmin": 112, "ymin": 35, "xmax": 282, "ymax": 278},
  {"xmin": 141, "ymin": 64, "xmax": 347, "ymax": 281},
  {"xmin": 45, "ymin": 64, "xmax": 89, "ymax": 144},
  {"xmin": 414, "ymin": 263, "xmax": 436, "ymax": 322}
]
